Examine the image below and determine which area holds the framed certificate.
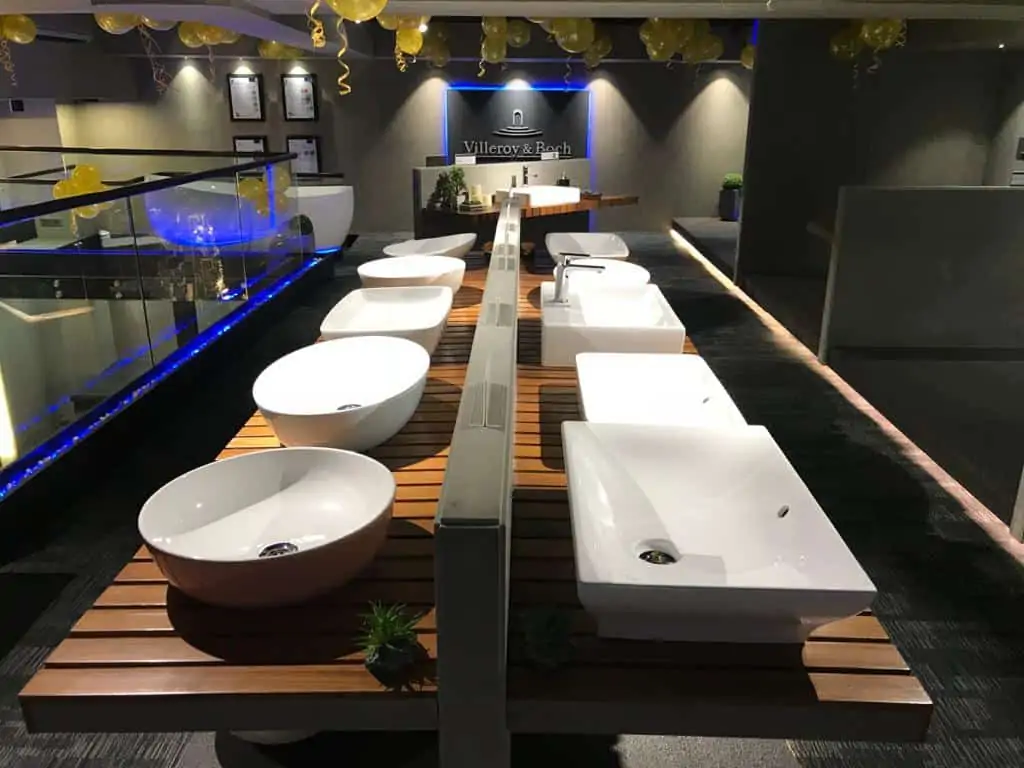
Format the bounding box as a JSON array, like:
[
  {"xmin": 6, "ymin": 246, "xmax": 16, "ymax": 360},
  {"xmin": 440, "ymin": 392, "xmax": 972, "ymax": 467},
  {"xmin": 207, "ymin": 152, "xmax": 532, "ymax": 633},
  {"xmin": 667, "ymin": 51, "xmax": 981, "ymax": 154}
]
[
  {"xmin": 287, "ymin": 135, "xmax": 321, "ymax": 175},
  {"xmin": 282, "ymin": 73, "xmax": 318, "ymax": 122},
  {"xmin": 227, "ymin": 73, "xmax": 265, "ymax": 121},
  {"xmin": 232, "ymin": 135, "xmax": 267, "ymax": 155}
]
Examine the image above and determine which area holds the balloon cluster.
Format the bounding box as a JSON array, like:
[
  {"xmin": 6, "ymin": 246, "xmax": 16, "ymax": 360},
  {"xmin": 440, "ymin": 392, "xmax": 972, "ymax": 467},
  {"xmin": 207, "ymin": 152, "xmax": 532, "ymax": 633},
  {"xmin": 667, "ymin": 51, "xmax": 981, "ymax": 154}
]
[
  {"xmin": 551, "ymin": 18, "xmax": 596, "ymax": 55},
  {"xmin": 829, "ymin": 19, "xmax": 906, "ymax": 64},
  {"xmin": 237, "ymin": 169, "xmax": 292, "ymax": 219},
  {"xmin": 52, "ymin": 165, "xmax": 113, "ymax": 220},
  {"xmin": 178, "ymin": 22, "xmax": 241, "ymax": 48},
  {"xmin": 582, "ymin": 28, "xmax": 612, "ymax": 70},
  {"xmin": 325, "ymin": 0, "xmax": 389, "ymax": 23},
  {"xmin": 257, "ymin": 40, "xmax": 304, "ymax": 59},
  {"xmin": 378, "ymin": 15, "xmax": 450, "ymax": 68},
  {"xmin": 1, "ymin": 15, "xmax": 37, "ymax": 44},
  {"xmin": 94, "ymin": 14, "xmax": 178, "ymax": 35},
  {"xmin": 740, "ymin": 44, "xmax": 756, "ymax": 70},
  {"xmin": 480, "ymin": 17, "xmax": 509, "ymax": 66},
  {"xmin": 641, "ymin": 19, "xmax": 723, "ymax": 64}
]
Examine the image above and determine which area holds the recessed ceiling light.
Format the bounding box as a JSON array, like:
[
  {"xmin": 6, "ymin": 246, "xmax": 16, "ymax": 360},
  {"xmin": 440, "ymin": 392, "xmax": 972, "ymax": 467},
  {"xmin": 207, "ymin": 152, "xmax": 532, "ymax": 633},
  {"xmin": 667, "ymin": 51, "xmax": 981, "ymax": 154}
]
[
  {"xmin": 419, "ymin": 22, "xmax": 428, "ymax": 33},
  {"xmin": 999, "ymin": 42, "xmax": 1006, "ymax": 49}
]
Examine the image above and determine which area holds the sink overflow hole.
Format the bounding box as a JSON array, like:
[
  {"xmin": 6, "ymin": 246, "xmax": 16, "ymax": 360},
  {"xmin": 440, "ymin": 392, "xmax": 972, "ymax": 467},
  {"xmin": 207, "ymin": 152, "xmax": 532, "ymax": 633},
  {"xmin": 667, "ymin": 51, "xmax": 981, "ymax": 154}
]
[
  {"xmin": 258, "ymin": 542, "xmax": 299, "ymax": 559},
  {"xmin": 777, "ymin": 505, "xmax": 790, "ymax": 518},
  {"xmin": 639, "ymin": 549, "xmax": 677, "ymax": 565},
  {"xmin": 336, "ymin": 404, "xmax": 361, "ymax": 412}
]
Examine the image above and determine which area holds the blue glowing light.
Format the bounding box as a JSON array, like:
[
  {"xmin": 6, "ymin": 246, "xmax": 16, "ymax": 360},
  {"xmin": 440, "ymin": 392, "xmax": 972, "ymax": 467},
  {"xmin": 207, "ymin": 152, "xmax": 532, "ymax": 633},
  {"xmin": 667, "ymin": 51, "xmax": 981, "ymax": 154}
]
[
  {"xmin": 143, "ymin": 181, "xmax": 286, "ymax": 248},
  {"xmin": 0, "ymin": 257, "xmax": 322, "ymax": 502},
  {"xmin": 315, "ymin": 246, "xmax": 338, "ymax": 255},
  {"xmin": 751, "ymin": 20, "xmax": 760, "ymax": 45}
]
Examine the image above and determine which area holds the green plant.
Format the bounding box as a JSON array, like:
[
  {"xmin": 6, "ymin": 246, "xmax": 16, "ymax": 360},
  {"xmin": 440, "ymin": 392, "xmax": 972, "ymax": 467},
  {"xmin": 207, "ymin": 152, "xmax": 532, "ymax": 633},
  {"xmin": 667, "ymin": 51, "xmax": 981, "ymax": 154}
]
[
  {"xmin": 722, "ymin": 173, "xmax": 743, "ymax": 190},
  {"xmin": 517, "ymin": 607, "xmax": 572, "ymax": 671},
  {"xmin": 428, "ymin": 169, "xmax": 468, "ymax": 210},
  {"xmin": 359, "ymin": 602, "xmax": 422, "ymax": 687}
]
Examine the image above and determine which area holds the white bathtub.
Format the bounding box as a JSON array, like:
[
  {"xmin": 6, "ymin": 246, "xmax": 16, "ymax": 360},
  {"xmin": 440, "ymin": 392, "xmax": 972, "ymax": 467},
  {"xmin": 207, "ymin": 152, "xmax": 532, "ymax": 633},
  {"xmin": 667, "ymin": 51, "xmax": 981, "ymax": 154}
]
[{"xmin": 286, "ymin": 185, "xmax": 354, "ymax": 253}]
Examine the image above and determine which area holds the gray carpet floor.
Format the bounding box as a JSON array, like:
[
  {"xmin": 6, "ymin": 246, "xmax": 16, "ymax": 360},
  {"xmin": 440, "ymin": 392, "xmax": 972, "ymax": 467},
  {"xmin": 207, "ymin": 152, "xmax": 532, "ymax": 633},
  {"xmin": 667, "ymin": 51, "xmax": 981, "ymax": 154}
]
[{"xmin": 0, "ymin": 232, "xmax": 1021, "ymax": 767}]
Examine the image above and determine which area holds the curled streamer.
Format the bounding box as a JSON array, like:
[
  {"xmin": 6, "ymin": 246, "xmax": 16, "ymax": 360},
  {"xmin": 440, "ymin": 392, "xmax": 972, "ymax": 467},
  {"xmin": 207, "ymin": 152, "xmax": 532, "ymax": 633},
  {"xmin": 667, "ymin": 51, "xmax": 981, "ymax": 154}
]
[
  {"xmin": 867, "ymin": 50, "xmax": 881, "ymax": 75},
  {"xmin": 563, "ymin": 57, "xmax": 572, "ymax": 87},
  {"xmin": 335, "ymin": 18, "xmax": 351, "ymax": 96},
  {"xmin": 137, "ymin": 26, "xmax": 171, "ymax": 94},
  {"xmin": 394, "ymin": 42, "xmax": 407, "ymax": 72},
  {"xmin": 308, "ymin": 0, "xmax": 326, "ymax": 48},
  {"xmin": 478, "ymin": 58, "xmax": 486, "ymax": 78},
  {"xmin": 0, "ymin": 40, "xmax": 16, "ymax": 88}
]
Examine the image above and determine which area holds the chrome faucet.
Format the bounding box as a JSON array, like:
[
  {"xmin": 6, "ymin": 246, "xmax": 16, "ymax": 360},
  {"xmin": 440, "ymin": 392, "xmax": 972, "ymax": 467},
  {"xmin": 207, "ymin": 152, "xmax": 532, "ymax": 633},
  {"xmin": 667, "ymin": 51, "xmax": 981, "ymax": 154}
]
[
  {"xmin": 552, "ymin": 256, "xmax": 604, "ymax": 303},
  {"xmin": 522, "ymin": 165, "xmax": 530, "ymax": 186}
]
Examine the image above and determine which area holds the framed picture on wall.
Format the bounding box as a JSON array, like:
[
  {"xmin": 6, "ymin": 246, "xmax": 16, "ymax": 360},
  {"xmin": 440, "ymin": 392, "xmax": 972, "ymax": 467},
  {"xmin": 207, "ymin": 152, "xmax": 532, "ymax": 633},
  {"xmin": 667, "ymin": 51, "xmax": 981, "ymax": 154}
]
[
  {"xmin": 232, "ymin": 135, "xmax": 267, "ymax": 155},
  {"xmin": 287, "ymin": 135, "xmax": 322, "ymax": 175},
  {"xmin": 281, "ymin": 73, "xmax": 319, "ymax": 122},
  {"xmin": 227, "ymin": 73, "xmax": 265, "ymax": 121}
]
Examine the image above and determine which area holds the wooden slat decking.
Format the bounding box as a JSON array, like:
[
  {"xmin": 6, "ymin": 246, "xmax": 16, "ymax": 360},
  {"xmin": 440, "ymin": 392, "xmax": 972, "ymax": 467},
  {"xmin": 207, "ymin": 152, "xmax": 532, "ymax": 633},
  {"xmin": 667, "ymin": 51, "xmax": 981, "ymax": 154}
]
[
  {"xmin": 18, "ymin": 262, "xmax": 488, "ymax": 734},
  {"xmin": 508, "ymin": 270, "xmax": 933, "ymax": 741}
]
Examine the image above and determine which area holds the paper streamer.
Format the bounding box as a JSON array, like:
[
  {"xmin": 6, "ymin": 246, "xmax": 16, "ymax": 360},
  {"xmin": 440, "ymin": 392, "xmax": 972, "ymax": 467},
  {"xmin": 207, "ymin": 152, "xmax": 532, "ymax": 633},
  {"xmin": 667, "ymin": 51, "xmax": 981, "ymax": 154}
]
[{"xmin": 336, "ymin": 18, "xmax": 352, "ymax": 95}]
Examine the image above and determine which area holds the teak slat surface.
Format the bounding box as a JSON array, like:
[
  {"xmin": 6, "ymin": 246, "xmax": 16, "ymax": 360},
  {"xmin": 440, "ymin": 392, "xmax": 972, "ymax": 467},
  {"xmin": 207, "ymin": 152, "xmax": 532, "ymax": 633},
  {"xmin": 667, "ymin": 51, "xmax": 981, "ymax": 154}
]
[
  {"xmin": 19, "ymin": 264, "xmax": 489, "ymax": 734},
  {"xmin": 508, "ymin": 269, "xmax": 932, "ymax": 742}
]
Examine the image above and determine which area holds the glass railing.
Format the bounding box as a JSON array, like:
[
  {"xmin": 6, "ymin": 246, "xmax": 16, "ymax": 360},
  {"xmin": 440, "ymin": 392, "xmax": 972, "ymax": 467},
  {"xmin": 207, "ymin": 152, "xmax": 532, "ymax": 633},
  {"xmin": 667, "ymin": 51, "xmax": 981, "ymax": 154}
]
[{"xmin": 0, "ymin": 148, "xmax": 320, "ymax": 497}]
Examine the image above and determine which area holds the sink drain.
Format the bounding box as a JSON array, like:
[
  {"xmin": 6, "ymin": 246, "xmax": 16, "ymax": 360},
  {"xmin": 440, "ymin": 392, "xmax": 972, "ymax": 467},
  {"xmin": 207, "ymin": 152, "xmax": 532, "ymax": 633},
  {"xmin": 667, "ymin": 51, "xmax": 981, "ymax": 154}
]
[
  {"xmin": 258, "ymin": 542, "xmax": 299, "ymax": 559},
  {"xmin": 336, "ymin": 403, "xmax": 361, "ymax": 412},
  {"xmin": 638, "ymin": 549, "xmax": 677, "ymax": 565}
]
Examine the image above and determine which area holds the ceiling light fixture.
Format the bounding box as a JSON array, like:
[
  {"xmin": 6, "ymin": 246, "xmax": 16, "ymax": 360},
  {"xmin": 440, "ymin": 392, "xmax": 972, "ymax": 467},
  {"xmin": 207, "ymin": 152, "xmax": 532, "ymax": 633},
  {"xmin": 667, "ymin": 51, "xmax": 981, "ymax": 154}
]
[
  {"xmin": 419, "ymin": 22, "xmax": 428, "ymax": 33},
  {"xmin": 999, "ymin": 42, "xmax": 1006, "ymax": 49}
]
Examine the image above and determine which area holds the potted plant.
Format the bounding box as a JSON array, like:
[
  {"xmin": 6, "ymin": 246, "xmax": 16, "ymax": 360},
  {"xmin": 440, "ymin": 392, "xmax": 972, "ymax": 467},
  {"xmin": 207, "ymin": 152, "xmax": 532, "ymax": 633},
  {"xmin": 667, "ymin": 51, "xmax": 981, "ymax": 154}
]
[
  {"xmin": 359, "ymin": 602, "xmax": 427, "ymax": 688},
  {"xmin": 427, "ymin": 169, "xmax": 468, "ymax": 211},
  {"xmin": 718, "ymin": 173, "xmax": 743, "ymax": 222}
]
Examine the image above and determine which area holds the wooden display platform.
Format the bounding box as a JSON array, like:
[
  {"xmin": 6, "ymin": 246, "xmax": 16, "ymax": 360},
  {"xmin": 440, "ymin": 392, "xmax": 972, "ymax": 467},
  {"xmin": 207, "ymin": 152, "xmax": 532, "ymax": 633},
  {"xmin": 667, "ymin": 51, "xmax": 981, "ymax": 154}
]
[
  {"xmin": 18, "ymin": 266, "xmax": 487, "ymax": 734},
  {"xmin": 508, "ymin": 271, "xmax": 933, "ymax": 741}
]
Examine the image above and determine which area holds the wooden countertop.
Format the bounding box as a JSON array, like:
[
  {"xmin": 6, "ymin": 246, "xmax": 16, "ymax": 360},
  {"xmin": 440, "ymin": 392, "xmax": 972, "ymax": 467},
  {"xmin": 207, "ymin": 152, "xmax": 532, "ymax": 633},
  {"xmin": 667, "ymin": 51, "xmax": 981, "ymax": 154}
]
[{"xmin": 423, "ymin": 194, "xmax": 639, "ymax": 220}]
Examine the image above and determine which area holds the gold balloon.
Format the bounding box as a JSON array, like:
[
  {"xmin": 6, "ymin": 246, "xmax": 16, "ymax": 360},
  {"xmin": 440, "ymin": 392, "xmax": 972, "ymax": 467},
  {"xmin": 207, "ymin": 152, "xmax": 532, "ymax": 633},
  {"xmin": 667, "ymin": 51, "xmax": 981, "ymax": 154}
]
[
  {"xmin": 860, "ymin": 18, "xmax": 904, "ymax": 51},
  {"xmin": 197, "ymin": 24, "xmax": 225, "ymax": 45},
  {"xmin": 274, "ymin": 192, "xmax": 289, "ymax": 214},
  {"xmin": 589, "ymin": 30, "xmax": 612, "ymax": 58},
  {"xmin": 639, "ymin": 19, "xmax": 656, "ymax": 46},
  {"xmin": 507, "ymin": 19, "xmax": 531, "ymax": 48},
  {"xmin": 481, "ymin": 34, "xmax": 507, "ymax": 64},
  {"xmin": 583, "ymin": 47, "xmax": 603, "ymax": 70},
  {"xmin": 142, "ymin": 18, "xmax": 177, "ymax": 32},
  {"xmin": 327, "ymin": 0, "xmax": 389, "ymax": 24},
  {"xmin": 430, "ymin": 44, "xmax": 451, "ymax": 68},
  {"xmin": 376, "ymin": 13, "xmax": 399, "ymax": 30},
  {"xmin": 482, "ymin": 17, "xmax": 508, "ymax": 40},
  {"xmin": 396, "ymin": 28, "xmax": 423, "ymax": 55},
  {"xmin": 669, "ymin": 20, "xmax": 695, "ymax": 52},
  {"xmin": 702, "ymin": 34, "xmax": 724, "ymax": 61},
  {"xmin": 740, "ymin": 43, "xmax": 756, "ymax": 70},
  {"xmin": 2, "ymin": 15, "xmax": 36, "ymax": 45},
  {"xmin": 52, "ymin": 179, "xmax": 77, "ymax": 200},
  {"xmin": 693, "ymin": 19, "xmax": 711, "ymax": 38},
  {"xmin": 95, "ymin": 13, "xmax": 140, "ymax": 35},
  {"xmin": 219, "ymin": 29, "xmax": 242, "ymax": 45},
  {"xmin": 254, "ymin": 203, "xmax": 270, "ymax": 218},
  {"xmin": 237, "ymin": 177, "xmax": 264, "ymax": 201},
  {"xmin": 74, "ymin": 205, "xmax": 101, "ymax": 220},
  {"xmin": 553, "ymin": 18, "xmax": 595, "ymax": 54},
  {"xmin": 829, "ymin": 25, "xmax": 864, "ymax": 61},
  {"xmin": 647, "ymin": 38, "xmax": 673, "ymax": 62},
  {"xmin": 178, "ymin": 21, "xmax": 205, "ymax": 49},
  {"xmin": 71, "ymin": 164, "xmax": 102, "ymax": 189},
  {"xmin": 537, "ymin": 19, "xmax": 555, "ymax": 34},
  {"xmin": 398, "ymin": 14, "xmax": 429, "ymax": 30}
]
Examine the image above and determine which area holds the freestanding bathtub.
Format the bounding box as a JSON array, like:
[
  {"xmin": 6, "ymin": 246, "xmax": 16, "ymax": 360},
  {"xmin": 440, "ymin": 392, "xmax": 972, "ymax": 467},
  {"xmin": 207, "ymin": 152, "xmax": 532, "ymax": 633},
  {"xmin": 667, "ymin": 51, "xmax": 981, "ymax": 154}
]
[{"xmin": 286, "ymin": 185, "xmax": 354, "ymax": 253}]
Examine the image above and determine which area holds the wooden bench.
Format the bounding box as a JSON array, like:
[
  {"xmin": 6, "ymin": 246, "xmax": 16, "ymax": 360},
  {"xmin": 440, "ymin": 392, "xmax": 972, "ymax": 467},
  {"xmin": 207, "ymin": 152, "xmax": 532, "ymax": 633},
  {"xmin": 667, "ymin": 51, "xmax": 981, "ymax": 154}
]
[
  {"xmin": 508, "ymin": 270, "xmax": 933, "ymax": 742},
  {"xmin": 18, "ymin": 265, "xmax": 487, "ymax": 734}
]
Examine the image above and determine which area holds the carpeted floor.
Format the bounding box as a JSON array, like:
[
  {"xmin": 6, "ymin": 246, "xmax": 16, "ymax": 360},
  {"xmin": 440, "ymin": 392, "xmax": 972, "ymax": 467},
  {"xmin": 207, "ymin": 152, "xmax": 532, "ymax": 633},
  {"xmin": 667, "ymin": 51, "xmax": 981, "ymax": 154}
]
[{"xmin": 0, "ymin": 232, "xmax": 1022, "ymax": 767}]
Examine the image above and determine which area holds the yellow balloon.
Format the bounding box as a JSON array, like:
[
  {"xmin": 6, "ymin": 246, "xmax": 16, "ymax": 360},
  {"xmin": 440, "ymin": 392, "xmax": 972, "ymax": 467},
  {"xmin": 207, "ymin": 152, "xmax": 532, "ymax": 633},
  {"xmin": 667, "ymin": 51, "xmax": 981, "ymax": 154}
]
[
  {"xmin": 197, "ymin": 24, "xmax": 224, "ymax": 45},
  {"xmin": 396, "ymin": 27, "xmax": 423, "ymax": 55},
  {"xmin": 860, "ymin": 18, "xmax": 904, "ymax": 51},
  {"xmin": 237, "ymin": 177, "xmax": 264, "ymax": 201},
  {"xmin": 429, "ymin": 44, "xmax": 451, "ymax": 68},
  {"xmin": 481, "ymin": 35, "xmax": 507, "ymax": 64},
  {"xmin": 94, "ymin": 13, "xmax": 139, "ymax": 35},
  {"xmin": 507, "ymin": 19, "xmax": 531, "ymax": 48},
  {"xmin": 398, "ymin": 14, "xmax": 429, "ymax": 30},
  {"xmin": 553, "ymin": 18, "xmax": 595, "ymax": 54},
  {"xmin": 376, "ymin": 12, "xmax": 399, "ymax": 30},
  {"xmin": 74, "ymin": 205, "xmax": 101, "ymax": 220},
  {"xmin": 538, "ymin": 19, "xmax": 555, "ymax": 34},
  {"xmin": 178, "ymin": 21, "xmax": 205, "ymax": 49},
  {"xmin": 639, "ymin": 19, "xmax": 657, "ymax": 46},
  {"xmin": 701, "ymin": 34, "xmax": 724, "ymax": 61},
  {"xmin": 71, "ymin": 164, "xmax": 102, "ymax": 189},
  {"xmin": 583, "ymin": 47, "xmax": 603, "ymax": 70},
  {"xmin": 589, "ymin": 30, "xmax": 612, "ymax": 58},
  {"xmin": 52, "ymin": 179, "xmax": 77, "ymax": 200},
  {"xmin": 647, "ymin": 39, "xmax": 674, "ymax": 62},
  {"xmin": 740, "ymin": 43, "xmax": 756, "ymax": 70},
  {"xmin": 142, "ymin": 18, "xmax": 177, "ymax": 32},
  {"xmin": 829, "ymin": 25, "xmax": 864, "ymax": 61},
  {"xmin": 693, "ymin": 19, "xmax": 711, "ymax": 38},
  {"xmin": 328, "ymin": 0, "xmax": 388, "ymax": 24},
  {"xmin": 268, "ymin": 167, "xmax": 292, "ymax": 192},
  {"xmin": 2, "ymin": 15, "xmax": 36, "ymax": 45},
  {"xmin": 274, "ymin": 192, "xmax": 289, "ymax": 214},
  {"xmin": 219, "ymin": 29, "xmax": 242, "ymax": 45},
  {"xmin": 482, "ymin": 17, "xmax": 508, "ymax": 39},
  {"xmin": 254, "ymin": 203, "xmax": 270, "ymax": 218},
  {"xmin": 669, "ymin": 20, "xmax": 695, "ymax": 52}
]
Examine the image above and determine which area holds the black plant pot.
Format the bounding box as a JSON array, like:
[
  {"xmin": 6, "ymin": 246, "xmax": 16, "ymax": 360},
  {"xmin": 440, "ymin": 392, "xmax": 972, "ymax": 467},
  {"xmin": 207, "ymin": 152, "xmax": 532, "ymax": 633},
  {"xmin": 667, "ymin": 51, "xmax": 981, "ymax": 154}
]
[{"xmin": 718, "ymin": 188, "xmax": 742, "ymax": 222}]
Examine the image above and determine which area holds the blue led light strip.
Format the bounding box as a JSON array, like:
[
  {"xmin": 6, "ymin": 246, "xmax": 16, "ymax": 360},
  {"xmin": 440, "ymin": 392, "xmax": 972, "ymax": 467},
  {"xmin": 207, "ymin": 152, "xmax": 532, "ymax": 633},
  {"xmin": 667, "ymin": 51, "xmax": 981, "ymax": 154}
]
[{"xmin": 0, "ymin": 256, "xmax": 323, "ymax": 502}]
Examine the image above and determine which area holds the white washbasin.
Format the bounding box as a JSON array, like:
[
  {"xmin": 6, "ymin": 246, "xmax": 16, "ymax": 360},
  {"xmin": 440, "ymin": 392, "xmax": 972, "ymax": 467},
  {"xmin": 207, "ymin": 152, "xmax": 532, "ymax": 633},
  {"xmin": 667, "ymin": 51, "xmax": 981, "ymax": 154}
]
[
  {"xmin": 320, "ymin": 286, "xmax": 453, "ymax": 354},
  {"xmin": 494, "ymin": 185, "xmax": 581, "ymax": 208},
  {"xmin": 547, "ymin": 233, "xmax": 630, "ymax": 261},
  {"xmin": 551, "ymin": 258, "xmax": 650, "ymax": 294},
  {"xmin": 253, "ymin": 336, "xmax": 430, "ymax": 451},
  {"xmin": 358, "ymin": 255, "xmax": 465, "ymax": 291},
  {"xmin": 383, "ymin": 233, "xmax": 476, "ymax": 259},
  {"xmin": 540, "ymin": 283, "xmax": 686, "ymax": 367},
  {"xmin": 139, "ymin": 447, "xmax": 395, "ymax": 608},
  {"xmin": 576, "ymin": 353, "xmax": 746, "ymax": 428},
  {"xmin": 562, "ymin": 422, "xmax": 876, "ymax": 643},
  {"xmin": 286, "ymin": 185, "xmax": 354, "ymax": 253}
]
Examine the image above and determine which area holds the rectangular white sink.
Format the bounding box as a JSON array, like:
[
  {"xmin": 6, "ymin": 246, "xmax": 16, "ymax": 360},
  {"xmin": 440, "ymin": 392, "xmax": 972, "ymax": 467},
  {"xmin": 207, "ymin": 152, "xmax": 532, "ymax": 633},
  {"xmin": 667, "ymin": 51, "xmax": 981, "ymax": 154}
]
[
  {"xmin": 577, "ymin": 353, "xmax": 746, "ymax": 428},
  {"xmin": 562, "ymin": 421, "xmax": 876, "ymax": 644},
  {"xmin": 546, "ymin": 232, "xmax": 630, "ymax": 260},
  {"xmin": 319, "ymin": 286, "xmax": 453, "ymax": 354},
  {"xmin": 540, "ymin": 283, "xmax": 686, "ymax": 367},
  {"xmin": 494, "ymin": 185, "xmax": 581, "ymax": 208}
]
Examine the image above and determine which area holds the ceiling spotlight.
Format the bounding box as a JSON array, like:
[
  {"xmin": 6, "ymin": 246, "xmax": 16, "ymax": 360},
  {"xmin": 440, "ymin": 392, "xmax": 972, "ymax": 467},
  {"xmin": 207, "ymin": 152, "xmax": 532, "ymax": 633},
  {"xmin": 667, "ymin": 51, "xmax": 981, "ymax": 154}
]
[
  {"xmin": 419, "ymin": 22, "xmax": 428, "ymax": 33},
  {"xmin": 999, "ymin": 42, "xmax": 1006, "ymax": 49}
]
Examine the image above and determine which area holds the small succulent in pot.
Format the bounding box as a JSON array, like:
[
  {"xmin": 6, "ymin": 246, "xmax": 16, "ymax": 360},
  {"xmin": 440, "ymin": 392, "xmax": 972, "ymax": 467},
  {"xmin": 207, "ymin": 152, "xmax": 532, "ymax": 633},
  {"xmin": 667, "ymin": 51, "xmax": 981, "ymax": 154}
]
[
  {"xmin": 359, "ymin": 602, "xmax": 423, "ymax": 687},
  {"xmin": 721, "ymin": 172, "xmax": 743, "ymax": 190},
  {"xmin": 719, "ymin": 173, "xmax": 743, "ymax": 222}
]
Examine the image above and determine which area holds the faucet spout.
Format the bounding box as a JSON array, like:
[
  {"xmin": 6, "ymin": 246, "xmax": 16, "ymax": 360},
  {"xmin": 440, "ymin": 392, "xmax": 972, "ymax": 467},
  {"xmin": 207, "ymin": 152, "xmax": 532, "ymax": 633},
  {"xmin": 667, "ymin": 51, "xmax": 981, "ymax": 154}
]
[{"xmin": 552, "ymin": 256, "xmax": 605, "ymax": 303}]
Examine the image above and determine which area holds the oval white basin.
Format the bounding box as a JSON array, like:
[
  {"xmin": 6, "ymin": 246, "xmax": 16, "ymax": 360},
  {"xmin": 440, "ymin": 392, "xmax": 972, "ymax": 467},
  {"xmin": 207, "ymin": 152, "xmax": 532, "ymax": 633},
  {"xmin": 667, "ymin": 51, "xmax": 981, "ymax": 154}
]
[
  {"xmin": 358, "ymin": 255, "xmax": 465, "ymax": 291},
  {"xmin": 547, "ymin": 232, "xmax": 630, "ymax": 261},
  {"xmin": 383, "ymin": 233, "xmax": 476, "ymax": 259},
  {"xmin": 285, "ymin": 185, "xmax": 354, "ymax": 253},
  {"xmin": 552, "ymin": 258, "xmax": 650, "ymax": 293},
  {"xmin": 253, "ymin": 336, "xmax": 430, "ymax": 451},
  {"xmin": 320, "ymin": 286, "xmax": 453, "ymax": 354},
  {"xmin": 139, "ymin": 447, "xmax": 395, "ymax": 608}
]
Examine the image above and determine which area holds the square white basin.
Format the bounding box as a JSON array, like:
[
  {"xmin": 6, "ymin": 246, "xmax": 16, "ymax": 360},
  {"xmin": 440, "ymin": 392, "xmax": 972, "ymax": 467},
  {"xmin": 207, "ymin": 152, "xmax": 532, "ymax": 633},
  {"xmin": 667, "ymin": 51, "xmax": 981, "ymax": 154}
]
[
  {"xmin": 550, "ymin": 258, "xmax": 650, "ymax": 294},
  {"xmin": 562, "ymin": 421, "xmax": 876, "ymax": 644},
  {"xmin": 576, "ymin": 353, "xmax": 746, "ymax": 428},
  {"xmin": 540, "ymin": 283, "xmax": 686, "ymax": 367},
  {"xmin": 547, "ymin": 232, "xmax": 630, "ymax": 261},
  {"xmin": 320, "ymin": 286, "xmax": 453, "ymax": 354},
  {"xmin": 494, "ymin": 185, "xmax": 581, "ymax": 208}
]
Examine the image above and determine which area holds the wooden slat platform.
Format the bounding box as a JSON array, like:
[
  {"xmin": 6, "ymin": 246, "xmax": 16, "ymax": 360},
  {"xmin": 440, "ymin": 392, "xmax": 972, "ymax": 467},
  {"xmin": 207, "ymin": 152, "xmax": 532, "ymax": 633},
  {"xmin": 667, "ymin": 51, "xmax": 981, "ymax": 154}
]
[
  {"xmin": 508, "ymin": 270, "xmax": 933, "ymax": 741},
  {"xmin": 18, "ymin": 263, "xmax": 488, "ymax": 734}
]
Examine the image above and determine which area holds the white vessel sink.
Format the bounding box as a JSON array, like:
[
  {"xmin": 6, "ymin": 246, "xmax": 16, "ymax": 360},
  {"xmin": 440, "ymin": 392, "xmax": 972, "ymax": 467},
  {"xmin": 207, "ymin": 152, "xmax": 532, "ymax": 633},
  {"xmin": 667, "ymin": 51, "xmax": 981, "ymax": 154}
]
[
  {"xmin": 550, "ymin": 258, "xmax": 650, "ymax": 294},
  {"xmin": 383, "ymin": 233, "xmax": 476, "ymax": 259},
  {"xmin": 494, "ymin": 185, "xmax": 581, "ymax": 208},
  {"xmin": 253, "ymin": 336, "xmax": 429, "ymax": 451},
  {"xmin": 320, "ymin": 286, "xmax": 453, "ymax": 354},
  {"xmin": 285, "ymin": 185, "xmax": 354, "ymax": 253},
  {"xmin": 576, "ymin": 353, "xmax": 746, "ymax": 427},
  {"xmin": 562, "ymin": 421, "xmax": 876, "ymax": 643},
  {"xmin": 547, "ymin": 232, "xmax": 630, "ymax": 261},
  {"xmin": 139, "ymin": 447, "xmax": 395, "ymax": 608},
  {"xmin": 540, "ymin": 283, "xmax": 686, "ymax": 368},
  {"xmin": 358, "ymin": 255, "xmax": 465, "ymax": 292}
]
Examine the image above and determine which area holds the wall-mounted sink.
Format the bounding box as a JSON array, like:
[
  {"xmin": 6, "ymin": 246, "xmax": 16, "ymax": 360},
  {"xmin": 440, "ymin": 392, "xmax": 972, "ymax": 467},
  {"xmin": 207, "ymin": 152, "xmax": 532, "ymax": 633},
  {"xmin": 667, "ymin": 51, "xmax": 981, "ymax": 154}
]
[
  {"xmin": 494, "ymin": 185, "xmax": 581, "ymax": 208},
  {"xmin": 383, "ymin": 233, "xmax": 476, "ymax": 259},
  {"xmin": 320, "ymin": 286, "xmax": 453, "ymax": 354},
  {"xmin": 550, "ymin": 258, "xmax": 650, "ymax": 295},
  {"xmin": 139, "ymin": 447, "xmax": 395, "ymax": 608},
  {"xmin": 358, "ymin": 255, "xmax": 465, "ymax": 292},
  {"xmin": 547, "ymin": 232, "xmax": 630, "ymax": 261},
  {"xmin": 253, "ymin": 336, "xmax": 429, "ymax": 451},
  {"xmin": 576, "ymin": 353, "xmax": 746, "ymax": 427},
  {"xmin": 540, "ymin": 283, "xmax": 686, "ymax": 367},
  {"xmin": 562, "ymin": 421, "xmax": 876, "ymax": 643}
]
